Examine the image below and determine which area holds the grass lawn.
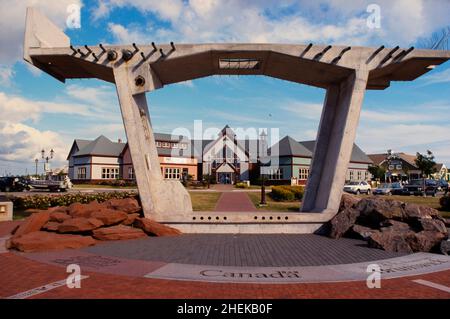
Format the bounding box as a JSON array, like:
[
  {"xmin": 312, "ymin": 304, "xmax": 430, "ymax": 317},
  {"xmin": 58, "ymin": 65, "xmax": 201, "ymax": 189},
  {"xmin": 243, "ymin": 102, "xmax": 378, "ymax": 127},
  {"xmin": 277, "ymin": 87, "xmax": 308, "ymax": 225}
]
[
  {"xmin": 72, "ymin": 184, "xmax": 137, "ymax": 189},
  {"xmin": 189, "ymin": 191, "xmax": 221, "ymax": 211},
  {"xmin": 247, "ymin": 192, "xmax": 300, "ymax": 212}
]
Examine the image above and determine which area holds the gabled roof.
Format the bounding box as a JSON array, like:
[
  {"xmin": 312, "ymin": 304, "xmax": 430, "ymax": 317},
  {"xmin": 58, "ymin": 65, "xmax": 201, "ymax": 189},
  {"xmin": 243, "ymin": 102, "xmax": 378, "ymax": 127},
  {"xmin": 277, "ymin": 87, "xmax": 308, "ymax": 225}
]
[
  {"xmin": 300, "ymin": 140, "xmax": 373, "ymax": 164},
  {"xmin": 368, "ymin": 152, "xmax": 417, "ymax": 167},
  {"xmin": 66, "ymin": 139, "xmax": 91, "ymax": 160},
  {"xmin": 154, "ymin": 133, "xmax": 187, "ymax": 142},
  {"xmin": 73, "ymin": 135, "xmax": 126, "ymax": 157},
  {"xmin": 269, "ymin": 136, "xmax": 312, "ymax": 157}
]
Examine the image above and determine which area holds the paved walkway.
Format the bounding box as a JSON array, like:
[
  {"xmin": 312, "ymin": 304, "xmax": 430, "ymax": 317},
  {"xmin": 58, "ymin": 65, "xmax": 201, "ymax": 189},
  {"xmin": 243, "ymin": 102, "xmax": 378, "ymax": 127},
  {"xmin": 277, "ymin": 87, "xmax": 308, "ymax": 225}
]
[
  {"xmin": 214, "ymin": 192, "xmax": 257, "ymax": 211},
  {"xmin": 84, "ymin": 234, "xmax": 406, "ymax": 266}
]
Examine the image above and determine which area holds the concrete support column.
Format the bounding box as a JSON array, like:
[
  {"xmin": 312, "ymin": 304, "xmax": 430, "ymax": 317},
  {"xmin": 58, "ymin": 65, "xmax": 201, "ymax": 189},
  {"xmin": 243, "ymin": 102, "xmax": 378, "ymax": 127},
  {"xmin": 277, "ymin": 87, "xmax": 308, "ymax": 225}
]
[
  {"xmin": 301, "ymin": 69, "xmax": 368, "ymax": 213},
  {"xmin": 113, "ymin": 67, "xmax": 193, "ymax": 220}
]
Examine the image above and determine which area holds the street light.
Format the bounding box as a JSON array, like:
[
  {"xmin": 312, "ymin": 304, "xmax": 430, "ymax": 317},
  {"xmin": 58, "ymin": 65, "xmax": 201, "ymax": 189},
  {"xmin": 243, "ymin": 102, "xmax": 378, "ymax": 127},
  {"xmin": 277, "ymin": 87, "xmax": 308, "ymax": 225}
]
[
  {"xmin": 258, "ymin": 156, "xmax": 267, "ymax": 206},
  {"xmin": 34, "ymin": 158, "xmax": 38, "ymax": 176},
  {"xmin": 41, "ymin": 148, "xmax": 55, "ymax": 175}
]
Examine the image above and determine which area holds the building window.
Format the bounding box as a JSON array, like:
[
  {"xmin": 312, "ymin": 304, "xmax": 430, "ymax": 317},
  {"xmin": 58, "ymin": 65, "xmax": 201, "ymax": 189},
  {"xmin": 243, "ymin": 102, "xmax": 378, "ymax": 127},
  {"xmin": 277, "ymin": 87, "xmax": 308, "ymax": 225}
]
[
  {"xmin": 101, "ymin": 167, "xmax": 120, "ymax": 179},
  {"xmin": 77, "ymin": 167, "xmax": 86, "ymax": 179},
  {"xmin": 267, "ymin": 168, "xmax": 283, "ymax": 180},
  {"xmin": 349, "ymin": 170, "xmax": 354, "ymax": 180},
  {"xmin": 128, "ymin": 167, "xmax": 135, "ymax": 179},
  {"xmin": 299, "ymin": 168, "xmax": 309, "ymax": 180},
  {"xmin": 365, "ymin": 171, "xmax": 369, "ymax": 180},
  {"xmin": 357, "ymin": 171, "xmax": 362, "ymax": 180},
  {"xmin": 164, "ymin": 167, "xmax": 181, "ymax": 179}
]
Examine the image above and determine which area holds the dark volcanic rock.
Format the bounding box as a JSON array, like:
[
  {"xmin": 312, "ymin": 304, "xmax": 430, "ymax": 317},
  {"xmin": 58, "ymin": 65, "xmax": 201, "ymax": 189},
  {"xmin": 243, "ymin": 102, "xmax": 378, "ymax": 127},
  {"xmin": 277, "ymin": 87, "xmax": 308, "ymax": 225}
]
[
  {"xmin": 407, "ymin": 231, "xmax": 446, "ymax": 252},
  {"xmin": 329, "ymin": 208, "xmax": 360, "ymax": 239},
  {"xmin": 356, "ymin": 198, "xmax": 404, "ymax": 227},
  {"xmin": 351, "ymin": 225, "xmax": 379, "ymax": 240},
  {"xmin": 368, "ymin": 229, "xmax": 415, "ymax": 253}
]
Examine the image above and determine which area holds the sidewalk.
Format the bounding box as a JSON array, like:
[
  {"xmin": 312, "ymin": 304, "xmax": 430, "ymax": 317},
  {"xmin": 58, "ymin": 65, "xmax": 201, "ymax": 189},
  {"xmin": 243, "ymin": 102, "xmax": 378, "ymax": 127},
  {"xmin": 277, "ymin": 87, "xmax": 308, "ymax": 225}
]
[{"xmin": 214, "ymin": 192, "xmax": 257, "ymax": 211}]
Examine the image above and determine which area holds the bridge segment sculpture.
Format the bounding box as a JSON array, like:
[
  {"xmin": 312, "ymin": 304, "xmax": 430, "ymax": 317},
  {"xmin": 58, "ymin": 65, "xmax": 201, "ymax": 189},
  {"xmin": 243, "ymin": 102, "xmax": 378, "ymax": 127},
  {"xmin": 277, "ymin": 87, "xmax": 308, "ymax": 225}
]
[{"xmin": 23, "ymin": 8, "xmax": 450, "ymax": 233}]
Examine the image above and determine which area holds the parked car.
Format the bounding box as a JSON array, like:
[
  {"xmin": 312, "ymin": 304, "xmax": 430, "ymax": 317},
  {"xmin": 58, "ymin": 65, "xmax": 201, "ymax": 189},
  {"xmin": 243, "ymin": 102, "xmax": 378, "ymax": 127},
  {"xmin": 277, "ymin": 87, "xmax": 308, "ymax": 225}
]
[
  {"xmin": 402, "ymin": 179, "xmax": 438, "ymax": 197},
  {"xmin": 373, "ymin": 182, "xmax": 404, "ymax": 196},
  {"xmin": 0, "ymin": 176, "xmax": 28, "ymax": 192},
  {"xmin": 343, "ymin": 181, "xmax": 371, "ymax": 195}
]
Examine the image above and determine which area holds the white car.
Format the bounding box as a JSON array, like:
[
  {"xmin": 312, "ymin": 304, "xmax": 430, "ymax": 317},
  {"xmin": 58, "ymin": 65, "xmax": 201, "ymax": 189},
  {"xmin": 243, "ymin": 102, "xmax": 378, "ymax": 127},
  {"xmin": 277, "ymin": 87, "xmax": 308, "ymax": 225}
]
[{"xmin": 343, "ymin": 181, "xmax": 371, "ymax": 195}]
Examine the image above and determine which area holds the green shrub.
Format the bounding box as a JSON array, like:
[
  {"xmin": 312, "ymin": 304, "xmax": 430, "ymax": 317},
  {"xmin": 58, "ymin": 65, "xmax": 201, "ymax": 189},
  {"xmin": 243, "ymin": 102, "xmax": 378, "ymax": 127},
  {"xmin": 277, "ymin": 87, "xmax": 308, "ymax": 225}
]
[
  {"xmin": 440, "ymin": 194, "xmax": 450, "ymax": 211},
  {"xmin": 8, "ymin": 191, "xmax": 138, "ymax": 210},
  {"xmin": 235, "ymin": 182, "xmax": 249, "ymax": 189},
  {"xmin": 270, "ymin": 185, "xmax": 304, "ymax": 201},
  {"xmin": 271, "ymin": 186, "xmax": 295, "ymax": 201}
]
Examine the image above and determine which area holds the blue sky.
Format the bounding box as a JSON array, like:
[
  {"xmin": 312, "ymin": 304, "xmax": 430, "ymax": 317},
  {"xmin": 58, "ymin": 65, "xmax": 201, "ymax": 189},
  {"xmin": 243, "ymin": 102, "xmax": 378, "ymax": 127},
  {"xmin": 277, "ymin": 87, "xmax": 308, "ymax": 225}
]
[{"xmin": 0, "ymin": 0, "xmax": 449, "ymax": 175}]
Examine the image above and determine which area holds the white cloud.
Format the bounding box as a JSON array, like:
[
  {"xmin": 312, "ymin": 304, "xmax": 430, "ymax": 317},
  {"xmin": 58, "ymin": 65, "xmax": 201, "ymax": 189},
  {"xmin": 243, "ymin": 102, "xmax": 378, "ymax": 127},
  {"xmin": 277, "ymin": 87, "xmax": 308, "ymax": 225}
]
[
  {"xmin": 0, "ymin": 84, "xmax": 123, "ymax": 167},
  {"xmin": 0, "ymin": 122, "xmax": 67, "ymax": 163},
  {"xmin": 102, "ymin": 0, "xmax": 450, "ymax": 47},
  {"xmin": 0, "ymin": 65, "xmax": 14, "ymax": 86},
  {"xmin": 0, "ymin": 0, "xmax": 82, "ymax": 65},
  {"xmin": 421, "ymin": 67, "xmax": 450, "ymax": 85},
  {"xmin": 281, "ymin": 99, "xmax": 450, "ymax": 165}
]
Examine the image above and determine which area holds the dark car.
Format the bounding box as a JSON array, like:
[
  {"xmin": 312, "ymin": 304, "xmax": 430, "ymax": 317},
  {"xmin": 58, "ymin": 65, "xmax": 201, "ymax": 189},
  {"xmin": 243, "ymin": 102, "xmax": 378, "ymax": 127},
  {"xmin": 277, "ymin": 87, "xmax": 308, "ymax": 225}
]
[
  {"xmin": 402, "ymin": 179, "xmax": 438, "ymax": 197},
  {"xmin": 373, "ymin": 182, "xmax": 404, "ymax": 196},
  {"xmin": 0, "ymin": 176, "xmax": 28, "ymax": 192}
]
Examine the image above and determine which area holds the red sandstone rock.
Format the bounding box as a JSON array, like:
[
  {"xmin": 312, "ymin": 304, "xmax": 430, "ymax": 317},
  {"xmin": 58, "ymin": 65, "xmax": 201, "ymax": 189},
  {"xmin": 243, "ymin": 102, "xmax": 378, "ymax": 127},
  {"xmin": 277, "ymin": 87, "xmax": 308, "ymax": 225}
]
[
  {"xmin": 133, "ymin": 217, "xmax": 182, "ymax": 236},
  {"xmin": 90, "ymin": 209, "xmax": 127, "ymax": 226},
  {"xmin": 24, "ymin": 209, "xmax": 48, "ymax": 214},
  {"xmin": 104, "ymin": 197, "xmax": 141, "ymax": 214},
  {"xmin": 122, "ymin": 213, "xmax": 140, "ymax": 226},
  {"xmin": 9, "ymin": 231, "xmax": 96, "ymax": 252},
  {"xmin": 49, "ymin": 212, "xmax": 71, "ymax": 223},
  {"xmin": 13, "ymin": 212, "xmax": 50, "ymax": 238},
  {"xmin": 92, "ymin": 225, "xmax": 147, "ymax": 241},
  {"xmin": 67, "ymin": 201, "xmax": 104, "ymax": 218},
  {"xmin": 43, "ymin": 221, "xmax": 61, "ymax": 232},
  {"xmin": 58, "ymin": 217, "xmax": 104, "ymax": 233},
  {"xmin": 48, "ymin": 206, "xmax": 69, "ymax": 214}
]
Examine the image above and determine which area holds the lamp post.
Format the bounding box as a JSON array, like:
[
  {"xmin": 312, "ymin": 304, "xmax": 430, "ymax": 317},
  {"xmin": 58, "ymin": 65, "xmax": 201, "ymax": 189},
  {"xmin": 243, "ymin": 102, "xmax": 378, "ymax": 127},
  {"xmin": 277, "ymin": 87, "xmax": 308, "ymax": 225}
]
[
  {"xmin": 41, "ymin": 148, "xmax": 54, "ymax": 175},
  {"xmin": 34, "ymin": 158, "xmax": 38, "ymax": 176},
  {"xmin": 258, "ymin": 156, "xmax": 267, "ymax": 206}
]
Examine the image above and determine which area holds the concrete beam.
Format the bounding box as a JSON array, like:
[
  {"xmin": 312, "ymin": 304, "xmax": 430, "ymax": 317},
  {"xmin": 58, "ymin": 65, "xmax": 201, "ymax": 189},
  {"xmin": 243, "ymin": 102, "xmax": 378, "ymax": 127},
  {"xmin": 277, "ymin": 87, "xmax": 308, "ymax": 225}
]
[
  {"xmin": 113, "ymin": 67, "xmax": 192, "ymax": 219},
  {"xmin": 301, "ymin": 69, "xmax": 369, "ymax": 213}
]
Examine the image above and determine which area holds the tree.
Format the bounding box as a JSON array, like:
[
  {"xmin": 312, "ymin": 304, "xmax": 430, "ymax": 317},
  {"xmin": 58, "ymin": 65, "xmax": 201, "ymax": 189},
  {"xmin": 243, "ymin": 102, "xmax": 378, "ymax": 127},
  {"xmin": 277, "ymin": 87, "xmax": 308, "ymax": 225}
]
[
  {"xmin": 368, "ymin": 165, "xmax": 386, "ymax": 182},
  {"xmin": 415, "ymin": 150, "xmax": 437, "ymax": 178},
  {"xmin": 415, "ymin": 150, "xmax": 437, "ymax": 197}
]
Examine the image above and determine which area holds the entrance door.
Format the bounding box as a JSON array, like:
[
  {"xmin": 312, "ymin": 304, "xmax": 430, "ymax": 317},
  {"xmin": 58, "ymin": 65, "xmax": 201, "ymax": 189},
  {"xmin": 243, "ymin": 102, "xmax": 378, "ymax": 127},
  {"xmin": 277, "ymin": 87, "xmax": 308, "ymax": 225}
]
[{"xmin": 218, "ymin": 172, "xmax": 233, "ymax": 184}]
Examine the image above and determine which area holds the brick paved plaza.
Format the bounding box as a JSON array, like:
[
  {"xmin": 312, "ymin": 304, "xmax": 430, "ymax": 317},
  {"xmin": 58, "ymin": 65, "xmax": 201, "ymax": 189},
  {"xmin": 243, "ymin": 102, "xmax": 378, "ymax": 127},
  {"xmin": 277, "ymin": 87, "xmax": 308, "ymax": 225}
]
[{"xmin": 1, "ymin": 220, "xmax": 449, "ymax": 299}]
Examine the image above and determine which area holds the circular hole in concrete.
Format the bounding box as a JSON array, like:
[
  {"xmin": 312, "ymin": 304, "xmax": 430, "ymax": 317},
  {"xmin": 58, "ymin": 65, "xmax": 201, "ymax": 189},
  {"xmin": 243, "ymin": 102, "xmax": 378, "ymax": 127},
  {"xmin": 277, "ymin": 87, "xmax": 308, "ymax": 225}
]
[
  {"xmin": 223, "ymin": 217, "xmax": 227, "ymax": 220},
  {"xmin": 208, "ymin": 216, "xmax": 212, "ymax": 220},
  {"xmin": 285, "ymin": 216, "xmax": 289, "ymax": 220},
  {"xmin": 254, "ymin": 216, "xmax": 258, "ymax": 220},
  {"xmin": 269, "ymin": 216, "xmax": 273, "ymax": 220},
  {"xmin": 200, "ymin": 217, "xmax": 204, "ymax": 220},
  {"xmin": 192, "ymin": 217, "xmax": 196, "ymax": 220},
  {"xmin": 277, "ymin": 216, "xmax": 281, "ymax": 220},
  {"xmin": 262, "ymin": 216, "xmax": 265, "ymax": 220},
  {"xmin": 216, "ymin": 216, "xmax": 219, "ymax": 220}
]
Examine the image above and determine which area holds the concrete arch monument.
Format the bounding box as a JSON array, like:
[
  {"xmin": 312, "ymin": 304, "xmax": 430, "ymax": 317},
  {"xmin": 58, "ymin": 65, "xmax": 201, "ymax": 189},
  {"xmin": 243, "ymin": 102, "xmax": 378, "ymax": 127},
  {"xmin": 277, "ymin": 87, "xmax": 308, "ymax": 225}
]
[{"xmin": 23, "ymin": 8, "xmax": 450, "ymax": 233}]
